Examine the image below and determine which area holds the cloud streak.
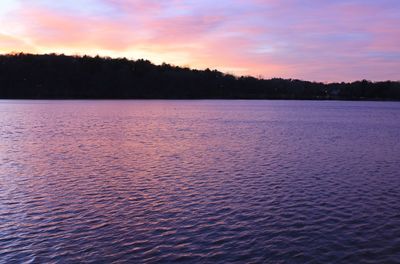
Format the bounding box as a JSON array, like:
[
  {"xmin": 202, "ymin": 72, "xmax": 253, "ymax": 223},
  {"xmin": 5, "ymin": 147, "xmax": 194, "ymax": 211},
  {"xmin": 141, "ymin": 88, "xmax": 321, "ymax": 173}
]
[{"xmin": 1, "ymin": 0, "xmax": 399, "ymax": 81}]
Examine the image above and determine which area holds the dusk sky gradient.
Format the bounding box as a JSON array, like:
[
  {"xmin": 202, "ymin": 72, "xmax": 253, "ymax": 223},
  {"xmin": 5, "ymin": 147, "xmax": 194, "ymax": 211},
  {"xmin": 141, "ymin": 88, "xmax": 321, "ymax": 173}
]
[{"xmin": 1, "ymin": 0, "xmax": 399, "ymax": 81}]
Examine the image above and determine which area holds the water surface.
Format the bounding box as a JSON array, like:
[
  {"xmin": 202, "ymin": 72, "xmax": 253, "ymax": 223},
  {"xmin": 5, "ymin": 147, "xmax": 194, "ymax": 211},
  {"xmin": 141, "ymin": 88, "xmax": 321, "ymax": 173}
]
[{"xmin": 1, "ymin": 100, "xmax": 400, "ymax": 263}]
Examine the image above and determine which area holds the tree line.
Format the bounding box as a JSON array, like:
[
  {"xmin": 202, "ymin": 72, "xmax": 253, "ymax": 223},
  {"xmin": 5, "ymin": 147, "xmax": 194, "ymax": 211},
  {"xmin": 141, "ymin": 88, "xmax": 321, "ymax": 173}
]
[{"xmin": 0, "ymin": 53, "xmax": 399, "ymax": 100}]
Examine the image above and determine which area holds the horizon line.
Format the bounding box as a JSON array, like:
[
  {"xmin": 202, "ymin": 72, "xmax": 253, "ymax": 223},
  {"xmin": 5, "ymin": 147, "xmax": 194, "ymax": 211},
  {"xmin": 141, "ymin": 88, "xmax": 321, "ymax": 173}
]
[{"xmin": 2, "ymin": 51, "xmax": 400, "ymax": 85}]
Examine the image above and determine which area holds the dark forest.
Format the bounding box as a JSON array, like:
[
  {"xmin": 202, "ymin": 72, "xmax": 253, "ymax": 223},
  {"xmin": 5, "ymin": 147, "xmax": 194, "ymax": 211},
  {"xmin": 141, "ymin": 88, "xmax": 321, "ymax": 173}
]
[{"xmin": 1, "ymin": 53, "xmax": 399, "ymax": 100}]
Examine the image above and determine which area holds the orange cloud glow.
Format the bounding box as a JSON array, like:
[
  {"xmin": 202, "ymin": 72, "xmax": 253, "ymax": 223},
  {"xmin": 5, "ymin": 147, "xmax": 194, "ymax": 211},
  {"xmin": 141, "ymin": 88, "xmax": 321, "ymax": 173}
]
[{"xmin": 1, "ymin": 0, "xmax": 399, "ymax": 81}]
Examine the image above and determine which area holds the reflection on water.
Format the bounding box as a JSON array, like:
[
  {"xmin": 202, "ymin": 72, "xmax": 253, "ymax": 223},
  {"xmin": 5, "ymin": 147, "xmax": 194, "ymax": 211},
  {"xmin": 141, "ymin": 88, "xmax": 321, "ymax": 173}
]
[{"xmin": 1, "ymin": 100, "xmax": 400, "ymax": 263}]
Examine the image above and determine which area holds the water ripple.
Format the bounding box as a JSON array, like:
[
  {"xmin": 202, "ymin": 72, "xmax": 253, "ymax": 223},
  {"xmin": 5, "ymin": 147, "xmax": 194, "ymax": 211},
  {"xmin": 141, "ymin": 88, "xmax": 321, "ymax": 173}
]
[{"xmin": 1, "ymin": 100, "xmax": 400, "ymax": 263}]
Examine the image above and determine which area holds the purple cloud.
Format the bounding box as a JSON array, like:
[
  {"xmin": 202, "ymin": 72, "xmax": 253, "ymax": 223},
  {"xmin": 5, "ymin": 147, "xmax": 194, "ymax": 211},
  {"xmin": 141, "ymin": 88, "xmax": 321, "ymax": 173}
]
[{"xmin": 0, "ymin": 0, "xmax": 399, "ymax": 81}]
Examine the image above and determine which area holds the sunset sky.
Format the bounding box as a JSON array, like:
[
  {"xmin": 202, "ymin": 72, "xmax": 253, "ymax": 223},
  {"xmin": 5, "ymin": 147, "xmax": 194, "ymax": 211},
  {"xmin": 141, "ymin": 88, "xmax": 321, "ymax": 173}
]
[{"xmin": 1, "ymin": 0, "xmax": 399, "ymax": 82}]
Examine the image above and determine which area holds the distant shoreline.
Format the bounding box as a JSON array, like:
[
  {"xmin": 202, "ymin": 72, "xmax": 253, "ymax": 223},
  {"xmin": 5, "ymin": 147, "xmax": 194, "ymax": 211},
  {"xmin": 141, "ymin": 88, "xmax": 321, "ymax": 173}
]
[{"xmin": 1, "ymin": 53, "xmax": 399, "ymax": 101}]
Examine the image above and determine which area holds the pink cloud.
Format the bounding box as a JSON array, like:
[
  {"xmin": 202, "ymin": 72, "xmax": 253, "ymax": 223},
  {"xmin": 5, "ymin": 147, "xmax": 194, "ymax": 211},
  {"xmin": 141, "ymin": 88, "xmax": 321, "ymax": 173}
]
[{"xmin": 1, "ymin": 0, "xmax": 399, "ymax": 81}]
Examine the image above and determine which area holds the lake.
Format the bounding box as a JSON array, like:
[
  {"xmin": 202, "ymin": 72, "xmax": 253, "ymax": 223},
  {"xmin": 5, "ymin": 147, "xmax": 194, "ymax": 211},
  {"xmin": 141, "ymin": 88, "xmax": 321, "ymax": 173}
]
[{"xmin": 1, "ymin": 100, "xmax": 400, "ymax": 263}]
